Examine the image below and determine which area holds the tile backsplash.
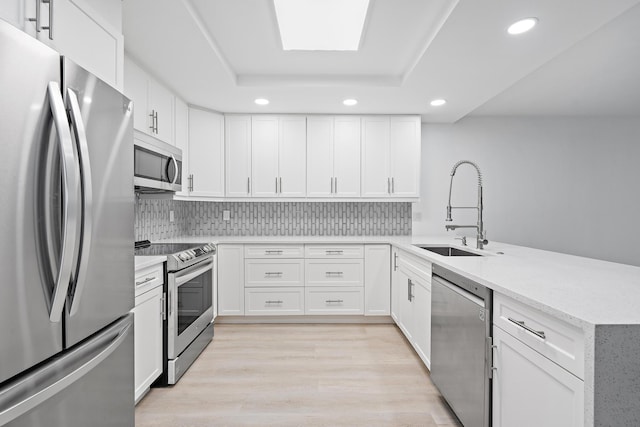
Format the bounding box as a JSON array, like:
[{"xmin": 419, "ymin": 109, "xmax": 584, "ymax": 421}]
[{"xmin": 135, "ymin": 199, "xmax": 411, "ymax": 241}]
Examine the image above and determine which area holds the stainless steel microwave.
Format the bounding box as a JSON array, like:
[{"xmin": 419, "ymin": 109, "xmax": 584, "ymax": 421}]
[{"xmin": 134, "ymin": 135, "xmax": 182, "ymax": 193}]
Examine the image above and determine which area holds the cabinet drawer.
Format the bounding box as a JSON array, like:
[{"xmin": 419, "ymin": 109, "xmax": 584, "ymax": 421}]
[
  {"xmin": 134, "ymin": 263, "xmax": 164, "ymax": 297},
  {"xmin": 305, "ymin": 245, "xmax": 364, "ymax": 259},
  {"xmin": 244, "ymin": 245, "xmax": 304, "ymax": 259},
  {"xmin": 245, "ymin": 287, "xmax": 304, "ymax": 316},
  {"xmin": 494, "ymin": 293, "xmax": 585, "ymax": 379},
  {"xmin": 305, "ymin": 287, "xmax": 364, "ymax": 315},
  {"xmin": 245, "ymin": 259, "xmax": 304, "ymax": 287},
  {"xmin": 305, "ymin": 259, "xmax": 364, "ymax": 287}
]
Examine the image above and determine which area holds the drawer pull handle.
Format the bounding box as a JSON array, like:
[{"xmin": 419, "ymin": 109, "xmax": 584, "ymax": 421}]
[
  {"xmin": 325, "ymin": 299, "xmax": 344, "ymax": 304},
  {"xmin": 135, "ymin": 277, "xmax": 155, "ymax": 286},
  {"xmin": 508, "ymin": 317, "xmax": 546, "ymax": 339},
  {"xmin": 325, "ymin": 271, "xmax": 344, "ymax": 276},
  {"xmin": 265, "ymin": 250, "xmax": 283, "ymax": 255},
  {"xmin": 265, "ymin": 272, "xmax": 283, "ymax": 276},
  {"xmin": 326, "ymin": 250, "xmax": 344, "ymax": 255},
  {"xmin": 265, "ymin": 300, "xmax": 283, "ymax": 304}
]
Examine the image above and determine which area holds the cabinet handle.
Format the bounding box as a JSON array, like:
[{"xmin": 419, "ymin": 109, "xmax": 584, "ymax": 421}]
[
  {"xmin": 325, "ymin": 299, "xmax": 344, "ymax": 304},
  {"xmin": 393, "ymin": 252, "xmax": 398, "ymax": 271},
  {"xmin": 279, "ymin": 177, "xmax": 282, "ymax": 194},
  {"xmin": 275, "ymin": 177, "xmax": 278, "ymax": 194},
  {"xmin": 247, "ymin": 177, "xmax": 251, "ymax": 194},
  {"xmin": 408, "ymin": 278, "xmax": 414, "ymax": 301},
  {"xmin": 160, "ymin": 293, "xmax": 166, "ymax": 321},
  {"xmin": 155, "ymin": 111, "xmax": 159, "ymax": 133},
  {"xmin": 330, "ymin": 177, "xmax": 334, "ymax": 194},
  {"xmin": 265, "ymin": 300, "xmax": 283, "ymax": 304},
  {"xmin": 28, "ymin": 0, "xmax": 41, "ymax": 32},
  {"xmin": 149, "ymin": 110, "xmax": 156, "ymax": 132},
  {"xmin": 325, "ymin": 250, "xmax": 343, "ymax": 255},
  {"xmin": 135, "ymin": 276, "xmax": 155, "ymax": 286},
  {"xmin": 507, "ymin": 317, "xmax": 546, "ymax": 339},
  {"xmin": 265, "ymin": 250, "xmax": 283, "ymax": 255},
  {"xmin": 388, "ymin": 177, "xmax": 391, "ymax": 194},
  {"xmin": 264, "ymin": 272, "xmax": 283, "ymax": 277},
  {"xmin": 325, "ymin": 271, "xmax": 344, "ymax": 276},
  {"xmin": 44, "ymin": 0, "xmax": 53, "ymax": 39},
  {"xmin": 189, "ymin": 174, "xmax": 194, "ymax": 192},
  {"xmin": 391, "ymin": 177, "xmax": 394, "ymax": 194}
]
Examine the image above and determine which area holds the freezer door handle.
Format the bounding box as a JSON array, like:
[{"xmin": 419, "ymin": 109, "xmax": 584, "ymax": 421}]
[
  {"xmin": 47, "ymin": 82, "xmax": 80, "ymax": 323},
  {"xmin": 0, "ymin": 315, "xmax": 132, "ymax": 425},
  {"xmin": 66, "ymin": 88, "xmax": 93, "ymax": 316}
]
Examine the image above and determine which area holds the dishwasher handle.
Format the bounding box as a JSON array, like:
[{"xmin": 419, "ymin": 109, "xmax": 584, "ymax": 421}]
[{"xmin": 432, "ymin": 276, "xmax": 485, "ymax": 307}]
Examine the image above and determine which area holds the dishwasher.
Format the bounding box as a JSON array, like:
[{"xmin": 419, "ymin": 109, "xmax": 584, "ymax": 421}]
[{"xmin": 431, "ymin": 265, "xmax": 492, "ymax": 427}]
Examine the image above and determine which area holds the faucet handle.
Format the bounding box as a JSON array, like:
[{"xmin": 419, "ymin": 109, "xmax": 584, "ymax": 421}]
[
  {"xmin": 481, "ymin": 230, "xmax": 489, "ymax": 245},
  {"xmin": 455, "ymin": 236, "xmax": 467, "ymax": 246}
]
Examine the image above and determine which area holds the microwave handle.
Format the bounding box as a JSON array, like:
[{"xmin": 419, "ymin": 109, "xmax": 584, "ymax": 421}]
[{"xmin": 169, "ymin": 155, "xmax": 179, "ymax": 184}]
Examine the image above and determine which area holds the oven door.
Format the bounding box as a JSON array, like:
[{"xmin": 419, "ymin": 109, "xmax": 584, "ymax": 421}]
[{"xmin": 167, "ymin": 257, "xmax": 213, "ymax": 359}]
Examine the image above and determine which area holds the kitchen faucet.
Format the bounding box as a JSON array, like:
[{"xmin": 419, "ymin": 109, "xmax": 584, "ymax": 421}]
[{"xmin": 445, "ymin": 160, "xmax": 488, "ymax": 249}]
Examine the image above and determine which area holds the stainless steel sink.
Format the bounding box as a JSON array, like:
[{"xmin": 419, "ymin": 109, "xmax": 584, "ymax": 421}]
[{"xmin": 414, "ymin": 245, "xmax": 482, "ymax": 257}]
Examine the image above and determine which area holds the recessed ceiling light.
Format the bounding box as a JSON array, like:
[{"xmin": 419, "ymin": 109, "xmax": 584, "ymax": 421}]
[
  {"xmin": 254, "ymin": 98, "xmax": 269, "ymax": 105},
  {"xmin": 343, "ymin": 99, "xmax": 358, "ymax": 106},
  {"xmin": 507, "ymin": 18, "xmax": 538, "ymax": 35},
  {"xmin": 430, "ymin": 99, "xmax": 446, "ymax": 107},
  {"xmin": 274, "ymin": 0, "xmax": 370, "ymax": 51}
]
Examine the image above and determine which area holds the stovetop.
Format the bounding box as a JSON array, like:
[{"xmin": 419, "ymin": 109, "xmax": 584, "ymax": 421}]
[{"xmin": 135, "ymin": 240, "xmax": 216, "ymax": 271}]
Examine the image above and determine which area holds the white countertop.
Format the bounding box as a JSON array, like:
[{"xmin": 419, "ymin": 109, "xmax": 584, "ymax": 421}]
[
  {"xmin": 148, "ymin": 234, "xmax": 640, "ymax": 327},
  {"xmin": 134, "ymin": 255, "xmax": 166, "ymax": 271}
]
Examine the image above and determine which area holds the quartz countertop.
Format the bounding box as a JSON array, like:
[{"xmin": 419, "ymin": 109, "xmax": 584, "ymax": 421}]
[
  {"xmin": 134, "ymin": 255, "xmax": 166, "ymax": 271},
  {"xmin": 154, "ymin": 234, "xmax": 640, "ymax": 327}
]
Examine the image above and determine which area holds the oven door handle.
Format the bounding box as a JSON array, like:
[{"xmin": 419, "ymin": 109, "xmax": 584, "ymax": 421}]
[{"xmin": 174, "ymin": 258, "xmax": 213, "ymax": 287}]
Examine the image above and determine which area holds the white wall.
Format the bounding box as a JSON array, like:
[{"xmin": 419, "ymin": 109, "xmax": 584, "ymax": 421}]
[{"xmin": 413, "ymin": 116, "xmax": 640, "ymax": 267}]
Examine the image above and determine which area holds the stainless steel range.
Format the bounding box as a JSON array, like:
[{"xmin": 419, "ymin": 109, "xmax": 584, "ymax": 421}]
[{"xmin": 135, "ymin": 241, "xmax": 215, "ymax": 384}]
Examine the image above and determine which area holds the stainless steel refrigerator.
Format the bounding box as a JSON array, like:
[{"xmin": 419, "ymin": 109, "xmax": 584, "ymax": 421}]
[{"xmin": 0, "ymin": 19, "xmax": 134, "ymax": 426}]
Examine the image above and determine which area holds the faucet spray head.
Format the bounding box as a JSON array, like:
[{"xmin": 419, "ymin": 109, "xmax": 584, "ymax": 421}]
[{"xmin": 446, "ymin": 205, "xmax": 452, "ymax": 221}]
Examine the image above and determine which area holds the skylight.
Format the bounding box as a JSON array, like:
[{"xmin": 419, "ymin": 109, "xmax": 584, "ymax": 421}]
[{"xmin": 273, "ymin": 0, "xmax": 370, "ymax": 51}]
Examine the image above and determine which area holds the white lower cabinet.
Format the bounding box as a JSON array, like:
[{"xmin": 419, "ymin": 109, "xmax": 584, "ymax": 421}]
[
  {"xmin": 391, "ymin": 247, "xmax": 432, "ymax": 368},
  {"xmin": 364, "ymin": 245, "xmax": 391, "ymax": 316},
  {"xmin": 492, "ymin": 326, "xmax": 584, "ymax": 427},
  {"xmin": 132, "ymin": 282, "xmax": 163, "ymax": 404},
  {"xmin": 305, "ymin": 287, "xmax": 364, "ymax": 315},
  {"xmin": 217, "ymin": 244, "xmax": 245, "ymax": 315},
  {"xmin": 245, "ymin": 287, "xmax": 304, "ymax": 316}
]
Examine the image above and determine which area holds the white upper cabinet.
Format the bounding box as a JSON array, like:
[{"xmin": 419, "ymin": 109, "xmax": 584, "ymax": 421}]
[
  {"xmin": 307, "ymin": 116, "xmax": 360, "ymax": 198},
  {"xmin": 361, "ymin": 116, "xmax": 420, "ymax": 198},
  {"xmin": 173, "ymin": 97, "xmax": 190, "ymax": 198},
  {"xmin": 188, "ymin": 107, "xmax": 225, "ymax": 198},
  {"xmin": 225, "ymin": 115, "xmax": 252, "ymax": 197},
  {"xmin": 389, "ymin": 116, "xmax": 421, "ymax": 197},
  {"xmin": 251, "ymin": 115, "xmax": 306, "ymax": 198},
  {"xmin": 123, "ymin": 56, "xmax": 174, "ymax": 145},
  {"xmin": 1, "ymin": 0, "xmax": 124, "ymax": 90}
]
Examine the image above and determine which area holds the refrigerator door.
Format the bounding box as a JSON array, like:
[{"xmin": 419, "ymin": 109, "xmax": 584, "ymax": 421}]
[
  {"xmin": 62, "ymin": 58, "xmax": 135, "ymax": 347},
  {"xmin": 0, "ymin": 19, "xmax": 68, "ymax": 384},
  {"xmin": 0, "ymin": 314, "xmax": 134, "ymax": 427}
]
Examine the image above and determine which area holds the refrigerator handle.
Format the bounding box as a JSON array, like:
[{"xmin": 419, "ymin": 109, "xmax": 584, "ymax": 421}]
[
  {"xmin": 47, "ymin": 82, "xmax": 79, "ymax": 323},
  {"xmin": 66, "ymin": 89, "xmax": 93, "ymax": 316},
  {"xmin": 0, "ymin": 315, "xmax": 131, "ymax": 426}
]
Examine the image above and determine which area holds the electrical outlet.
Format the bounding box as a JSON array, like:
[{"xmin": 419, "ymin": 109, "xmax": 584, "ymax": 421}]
[
  {"xmin": 169, "ymin": 210, "xmax": 175, "ymax": 223},
  {"xmin": 223, "ymin": 210, "xmax": 231, "ymax": 221}
]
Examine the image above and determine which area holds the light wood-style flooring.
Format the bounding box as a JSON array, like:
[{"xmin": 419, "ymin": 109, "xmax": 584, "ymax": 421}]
[{"xmin": 135, "ymin": 324, "xmax": 461, "ymax": 427}]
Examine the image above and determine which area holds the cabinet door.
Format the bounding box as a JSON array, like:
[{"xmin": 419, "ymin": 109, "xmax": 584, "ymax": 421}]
[
  {"xmin": 397, "ymin": 272, "xmax": 413, "ymax": 340},
  {"xmin": 389, "ymin": 116, "xmax": 420, "ymax": 197},
  {"xmin": 148, "ymin": 79, "xmax": 174, "ymax": 144},
  {"xmin": 217, "ymin": 245, "xmax": 245, "ymax": 315},
  {"xmin": 278, "ymin": 116, "xmax": 306, "ymax": 197},
  {"xmin": 133, "ymin": 286, "xmax": 163, "ymax": 403},
  {"xmin": 492, "ymin": 326, "xmax": 584, "ymax": 427},
  {"xmin": 225, "ymin": 115, "xmax": 251, "ymax": 197},
  {"xmin": 306, "ymin": 116, "xmax": 333, "ymax": 197},
  {"xmin": 412, "ymin": 279, "xmax": 431, "ymax": 368},
  {"xmin": 188, "ymin": 108, "xmax": 224, "ymax": 197},
  {"xmin": 173, "ymin": 97, "xmax": 190, "ymax": 197},
  {"xmin": 0, "ymin": 1, "xmax": 28, "ymax": 32},
  {"xmin": 251, "ymin": 116, "xmax": 279, "ymax": 197},
  {"xmin": 361, "ymin": 116, "xmax": 390, "ymax": 197},
  {"xmin": 123, "ymin": 56, "xmax": 149, "ymax": 134},
  {"xmin": 333, "ymin": 116, "xmax": 361, "ymax": 197},
  {"xmin": 364, "ymin": 245, "xmax": 390, "ymax": 315},
  {"xmin": 39, "ymin": 0, "xmax": 124, "ymax": 90}
]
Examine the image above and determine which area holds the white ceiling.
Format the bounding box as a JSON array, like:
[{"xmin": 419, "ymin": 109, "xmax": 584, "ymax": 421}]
[{"xmin": 123, "ymin": 0, "xmax": 640, "ymax": 122}]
